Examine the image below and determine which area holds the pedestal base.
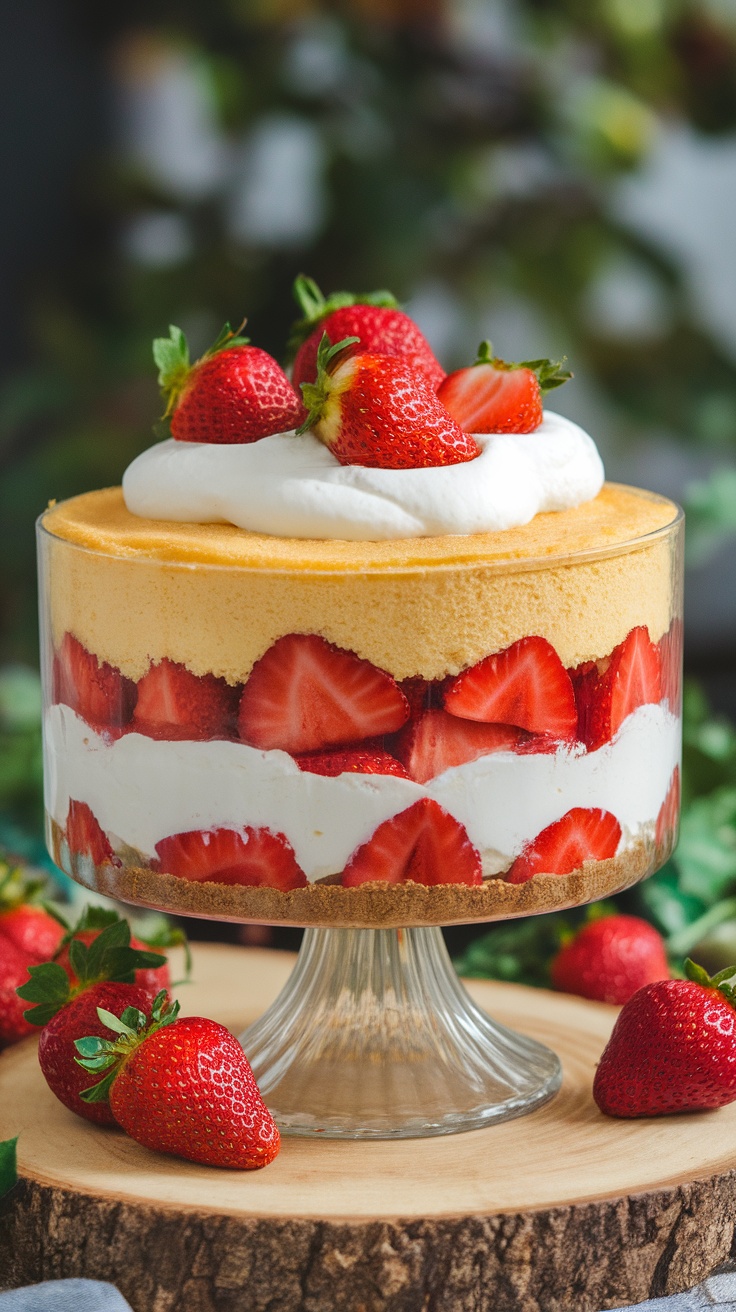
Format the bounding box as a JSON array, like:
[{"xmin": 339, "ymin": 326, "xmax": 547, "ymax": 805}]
[{"xmin": 241, "ymin": 927, "xmax": 561, "ymax": 1138}]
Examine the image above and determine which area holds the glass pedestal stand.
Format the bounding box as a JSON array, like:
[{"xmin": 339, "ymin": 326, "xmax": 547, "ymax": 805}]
[{"xmin": 240, "ymin": 926, "xmax": 562, "ymax": 1139}]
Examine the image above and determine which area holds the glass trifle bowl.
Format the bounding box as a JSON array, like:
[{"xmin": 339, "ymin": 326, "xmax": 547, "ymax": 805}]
[{"xmin": 38, "ymin": 481, "xmax": 683, "ymax": 1138}]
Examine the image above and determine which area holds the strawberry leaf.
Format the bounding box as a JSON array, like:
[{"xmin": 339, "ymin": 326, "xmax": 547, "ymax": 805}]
[
  {"xmin": 471, "ymin": 341, "xmax": 572, "ymax": 393},
  {"xmin": 79, "ymin": 1069, "xmax": 119, "ymax": 1104},
  {"xmin": 202, "ymin": 321, "xmax": 250, "ymax": 359},
  {"xmin": 153, "ymin": 325, "xmax": 190, "ymax": 392},
  {"xmin": 0, "ymin": 1138, "xmax": 17, "ymax": 1200},
  {"xmin": 17, "ymin": 961, "xmax": 71, "ymax": 1025},
  {"xmin": 95, "ymin": 1006, "xmax": 137, "ymax": 1037},
  {"xmin": 287, "ymin": 275, "xmax": 398, "ymax": 356},
  {"xmin": 297, "ymin": 333, "xmax": 360, "ymax": 434}
]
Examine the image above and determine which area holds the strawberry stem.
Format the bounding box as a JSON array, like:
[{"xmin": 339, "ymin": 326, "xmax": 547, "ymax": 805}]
[
  {"xmin": 287, "ymin": 276, "xmax": 398, "ymax": 358},
  {"xmin": 684, "ymin": 956, "xmax": 736, "ymax": 1004},
  {"xmin": 296, "ymin": 332, "xmax": 360, "ymax": 435}
]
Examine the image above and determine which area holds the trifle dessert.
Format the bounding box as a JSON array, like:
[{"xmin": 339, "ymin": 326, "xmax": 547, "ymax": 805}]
[{"xmin": 39, "ymin": 281, "xmax": 683, "ymax": 930}]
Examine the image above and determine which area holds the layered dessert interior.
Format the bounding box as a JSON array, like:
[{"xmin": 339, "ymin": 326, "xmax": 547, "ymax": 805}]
[{"xmin": 39, "ymin": 288, "xmax": 683, "ymax": 927}]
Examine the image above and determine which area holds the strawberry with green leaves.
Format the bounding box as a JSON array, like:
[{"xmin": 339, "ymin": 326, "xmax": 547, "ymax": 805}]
[
  {"xmin": 437, "ymin": 341, "xmax": 571, "ymax": 434},
  {"xmin": 0, "ymin": 858, "xmax": 65, "ymax": 1047},
  {"xmin": 594, "ymin": 959, "xmax": 736, "ymax": 1117},
  {"xmin": 155, "ymin": 323, "xmax": 304, "ymax": 444},
  {"xmin": 52, "ymin": 903, "xmax": 186, "ymax": 996},
  {"xmin": 76, "ymin": 992, "xmax": 280, "ymax": 1169},
  {"xmin": 17, "ymin": 918, "xmax": 168, "ymax": 1125},
  {"xmin": 298, "ymin": 335, "xmax": 479, "ymax": 470},
  {"xmin": 289, "ymin": 275, "xmax": 445, "ymax": 392}
]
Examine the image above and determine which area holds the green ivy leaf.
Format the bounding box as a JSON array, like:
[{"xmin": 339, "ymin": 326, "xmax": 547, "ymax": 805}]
[{"xmin": 0, "ymin": 1137, "xmax": 17, "ymax": 1200}]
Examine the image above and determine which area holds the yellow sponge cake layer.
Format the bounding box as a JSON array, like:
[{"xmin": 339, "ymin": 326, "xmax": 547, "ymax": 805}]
[{"xmin": 40, "ymin": 485, "xmax": 681, "ymax": 683}]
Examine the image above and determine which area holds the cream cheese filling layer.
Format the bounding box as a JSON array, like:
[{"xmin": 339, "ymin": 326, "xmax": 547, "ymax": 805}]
[{"xmin": 45, "ymin": 701, "xmax": 679, "ymax": 881}]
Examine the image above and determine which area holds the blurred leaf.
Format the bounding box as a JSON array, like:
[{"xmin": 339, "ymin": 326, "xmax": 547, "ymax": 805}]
[
  {"xmin": 674, "ymin": 786, "xmax": 736, "ymax": 901},
  {"xmin": 683, "ymin": 467, "xmax": 736, "ymax": 566}
]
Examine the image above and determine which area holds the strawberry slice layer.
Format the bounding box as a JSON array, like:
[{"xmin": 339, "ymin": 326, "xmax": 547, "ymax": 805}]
[
  {"xmin": 54, "ymin": 633, "xmax": 136, "ymax": 730},
  {"xmin": 342, "ymin": 798, "xmax": 482, "ymax": 887},
  {"xmin": 66, "ymin": 800, "xmax": 116, "ymax": 866},
  {"xmin": 132, "ymin": 658, "xmax": 238, "ymax": 741},
  {"xmin": 238, "ymin": 634, "xmax": 409, "ymax": 754},
  {"xmin": 396, "ymin": 710, "xmax": 526, "ymax": 783},
  {"xmin": 295, "ymin": 749, "xmax": 410, "ymax": 779},
  {"xmin": 572, "ymin": 626, "xmax": 662, "ymax": 751},
  {"xmin": 656, "ymin": 766, "xmax": 681, "ymax": 848},
  {"xmin": 153, "ymin": 827, "xmax": 307, "ymax": 890},
  {"xmin": 506, "ymin": 807, "xmax": 621, "ymax": 885},
  {"xmin": 443, "ymin": 635, "xmax": 578, "ymax": 740},
  {"xmin": 658, "ymin": 618, "xmax": 683, "ymax": 711}
]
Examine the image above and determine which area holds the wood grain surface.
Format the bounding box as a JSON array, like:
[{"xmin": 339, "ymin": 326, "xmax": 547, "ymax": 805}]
[{"xmin": 1, "ymin": 942, "xmax": 734, "ymax": 1312}]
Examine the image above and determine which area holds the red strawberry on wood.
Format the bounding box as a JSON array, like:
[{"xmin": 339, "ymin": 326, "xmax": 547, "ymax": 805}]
[
  {"xmin": 132, "ymin": 658, "xmax": 238, "ymax": 741},
  {"xmin": 593, "ymin": 959, "xmax": 736, "ymax": 1117},
  {"xmin": 437, "ymin": 341, "xmax": 571, "ymax": 434},
  {"xmin": 0, "ymin": 858, "xmax": 66, "ymax": 1047},
  {"xmin": 571, "ymin": 626, "xmax": 662, "ymax": 751},
  {"xmin": 506, "ymin": 807, "xmax": 621, "ymax": 884},
  {"xmin": 17, "ymin": 916, "xmax": 168, "ymax": 1124},
  {"xmin": 76, "ymin": 993, "xmax": 280, "ymax": 1169},
  {"xmin": 289, "ymin": 275, "xmax": 445, "ymax": 392},
  {"xmin": 54, "ymin": 633, "xmax": 136, "ymax": 731},
  {"xmin": 298, "ymin": 336, "xmax": 479, "ymax": 470},
  {"xmin": 342, "ymin": 797, "xmax": 482, "ymax": 887},
  {"xmin": 443, "ymin": 635, "xmax": 578, "ymax": 741},
  {"xmin": 155, "ymin": 323, "xmax": 304, "ymax": 444},
  {"xmin": 238, "ymin": 633, "xmax": 409, "ymax": 754},
  {"xmin": 154, "ymin": 826, "xmax": 307, "ymax": 890},
  {"xmin": 551, "ymin": 914, "xmax": 670, "ymax": 1006}
]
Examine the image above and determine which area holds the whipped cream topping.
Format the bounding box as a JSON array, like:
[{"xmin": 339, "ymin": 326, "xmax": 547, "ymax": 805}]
[
  {"xmin": 122, "ymin": 412, "xmax": 604, "ymax": 542},
  {"xmin": 45, "ymin": 702, "xmax": 679, "ymax": 882}
]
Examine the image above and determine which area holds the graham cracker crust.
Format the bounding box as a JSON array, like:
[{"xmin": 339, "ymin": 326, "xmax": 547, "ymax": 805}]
[{"xmin": 50, "ymin": 820, "xmax": 657, "ymax": 927}]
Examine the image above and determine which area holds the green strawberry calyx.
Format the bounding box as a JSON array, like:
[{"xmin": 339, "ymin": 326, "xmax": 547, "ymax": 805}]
[
  {"xmin": 52, "ymin": 905, "xmax": 191, "ymax": 983},
  {"xmin": 0, "ymin": 855, "xmax": 48, "ymax": 913},
  {"xmin": 473, "ymin": 341, "xmax": 572, "ymax": 394},
  {"xmin": 685, "ymin": 957, "xmax": 736, "ymax": 1004},
  {"xmin": 16, "ymin": 917, "xmax": 167, "ymax": 1027},
  {"xmin": 287, "ymin": 275, "xmax": 398, "ymax": 359},
  {"xmin": 296, "ymin": 332, "xmax": 361, "ymax": 436},
  {"xmin": 75, "ymin": 990, "xmax": 180, "ymax": 1104},
  {"xmin": 153, "ymin": 321, "xmax": 250, "ymax": 419}
]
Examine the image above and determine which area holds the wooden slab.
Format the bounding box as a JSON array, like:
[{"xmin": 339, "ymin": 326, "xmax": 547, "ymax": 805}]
[{"xmin": 1, "ymin": 943, "xmax": 735, "ymax": 1312}]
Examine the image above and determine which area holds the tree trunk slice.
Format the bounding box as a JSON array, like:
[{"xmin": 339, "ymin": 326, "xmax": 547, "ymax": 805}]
[{"xmin": 1, "ymin": 943, "xmax": 735, "ymax": 1312}]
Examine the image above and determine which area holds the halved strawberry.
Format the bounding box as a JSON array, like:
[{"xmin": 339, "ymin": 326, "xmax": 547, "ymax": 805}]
[
  {"xmin": 443, "ymin": 636, "xmax": 578, "ymax": 740},
  {"xmin": 658, "ymin": 618, "xmax": 683, "ymax": 711},
  {"xmin": 396, "ymin": 710, "xmax": 525, "ymax": 784},
  {"xmin": 295, "ymin": 749, "xmax": 410, "ymax": 779},
  {"xmin": 238, "ymin": 634, "xmax": 409, "ymax": 754},
  {"xmin": 153, "ymin": 827, "xmax": 307, "ymax": 890},
  {"xmin": 54, "ymin": 633, "xmax": 136, "ymax": 730},
  {"xmin": 437, "ymin": 342, "xmax": 571, "ymax": 434},
  {"xmin": 572, "ymin": 627, "xmax": 662, "ymax": 751},
  {"xmin": 132, "ymin": 658, "xmax": 238, "ymax": 741},
  {"xmin": 342, "ymin": 798, "xmax": 482, "ymax": 887},
  {"xmin": 66, "ymin": 801, "xmax": 117, "ymax": 866},
  {"xmin": 506, "ymin": 807, "xmax": 621, "ymax": 885},
  {"xmin": 656, "ymin": 766, "xmax": 681, "ymax": 848}
]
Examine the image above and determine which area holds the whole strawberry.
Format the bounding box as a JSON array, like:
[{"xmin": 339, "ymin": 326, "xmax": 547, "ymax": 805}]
[
  {"xmin": 289, "ymin": 275, "xmax": 445, "ymax": 392},
  {"xmin": 155, "ymin": 323, "xmax": 304, "ymax": 444},
  {"xmin": 299, "ymin": 335, "xmax": 479, "ymax": 470},
  {"xmin": 594, "ymin": 959, "xmax": 736, "ymax": 1118},
  {"xmin": 437, "ymin": 341, "xmax": 571, "ymax": 434},
  {"xmin": 551, "ymin": 914, "xmax": 670, "ymax": 1006},
  {"xmin": 17, "ymin": 917, "xmax": 168, "ymax": 1124},
  {"xmin": 76, "ymin": 994, "xmax": 280, "ymax": 1169},
  {"xmin": 0, "ymin": 858, "xmax": 65, "ymax": 1047}
]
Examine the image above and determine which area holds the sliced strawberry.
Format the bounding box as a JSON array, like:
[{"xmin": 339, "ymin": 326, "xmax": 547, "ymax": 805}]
[
  {"xmin": 573, "ymin": 627, "xmax": 662, "ymax": 751},
  {"xmin": 54, "ymin": 633, "xmax": 136, "ymax": 730},
  {"xmin": 66, "ymin": 800, "xmax": 116, "ymax": 866},
  {"xmin": 238, "ymin": 634, "xmax": 409, "ymax": 753},
  {"xmin": 132, "ymin": 658, "xmax": 238, "ymax": 741},
  {"xmin": 342, "ymin": 798, "xmax": 482, "ymax": 887},
  {"xmin": 658, "ymin": 618, "xmax": 683, "ymax": 711},
  {"xmin": 656, "ymin": 766, "xmax": 681, "ymax": 848},
  {"xmin": 295, "ymin": 749, "xmax": 410, "ymax": 779},
  {"xmin": 153, "ymin": 827, "xmax": 307, "ymax": 890},
  {"xmin": 506, "ymin": 807, "xmax": 621, "ymax": 885},
  {"xmin": 443, "ymin": 636, "xmax": 578, "ymax": 740},
  {"xmin": 396, "ymin": 710, "xmax": 525, "ymax": 784},
  {"xmin": 437, "ymin": 343, "xmax": 571, "ymax": 434}
]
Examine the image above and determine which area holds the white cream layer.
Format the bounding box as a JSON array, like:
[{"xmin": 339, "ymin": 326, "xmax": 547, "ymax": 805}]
[
  {"xmin": 45, "ymin": 701, "xmax": 679, "ymax": 881},
  {"xmin": 122, "ymin": 412, "xmax": 604, "ymax": 542}
]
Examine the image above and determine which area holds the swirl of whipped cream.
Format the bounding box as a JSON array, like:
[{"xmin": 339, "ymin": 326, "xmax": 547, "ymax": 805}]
[{"xmin": 122, "ymin": 412, "xmax": 604, "ymax": 542}]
